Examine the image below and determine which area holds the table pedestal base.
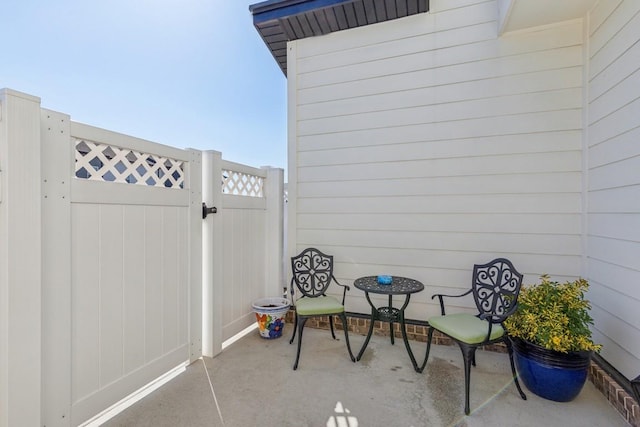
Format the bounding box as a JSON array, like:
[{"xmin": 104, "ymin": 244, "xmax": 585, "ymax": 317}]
[{"xmin": 356, "ymin": 301, "xmax": 420, "ymax": 371}]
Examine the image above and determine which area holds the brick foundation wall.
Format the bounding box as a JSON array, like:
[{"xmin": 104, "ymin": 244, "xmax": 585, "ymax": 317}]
[
  {"xmin": 589, "ymin": 363, "xmax": 639, "ymax": 426},
  {"xmin": 285, "ymin": 310, "xmax": 639, "ymax": 426}
]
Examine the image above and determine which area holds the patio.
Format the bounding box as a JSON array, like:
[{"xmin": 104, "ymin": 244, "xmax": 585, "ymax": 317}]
[{"xmin": 102, "ymin": 327, "xmax": 629, "ymax": 427}]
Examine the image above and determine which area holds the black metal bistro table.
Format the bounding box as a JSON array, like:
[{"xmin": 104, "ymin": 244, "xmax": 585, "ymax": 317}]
[{"xmin": 354, "ymin": 276, "xmax": 424, "ymax": 370}]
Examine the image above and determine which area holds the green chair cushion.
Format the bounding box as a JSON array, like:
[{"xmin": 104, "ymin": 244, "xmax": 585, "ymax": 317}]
[
  {"xmin": 296, "ymin": 296, "xmax": 344, "ymax": 316},
  {"xmin": 428, "ymin": 313, "xmax": 504, "ymax": 344}
]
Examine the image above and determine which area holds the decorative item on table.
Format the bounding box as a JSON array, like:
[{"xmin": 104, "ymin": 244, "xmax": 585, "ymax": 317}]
[
  {"xmin": 377, "ymin": 275, "xmax": 393, "ymax": 285},
  {"xmin": 504, "ymin": 274, "xmax": 601, "ymax": 402}
]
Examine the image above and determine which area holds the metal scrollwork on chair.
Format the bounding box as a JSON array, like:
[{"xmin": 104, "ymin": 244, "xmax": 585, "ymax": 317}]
[
  {"xmin": 291, "ymin": 249, "xmax": 333, "ymax": 297},
  {"xmin": 419, "ymin": 258, "xmax": 527, "ymax": 415},
  {"xmin": 473, "ymin": 260, "xmax": 520, "ymax": 320},
  {"xmin": 289, "ymin": 248, "xmax": 355, "ymax": 370}
]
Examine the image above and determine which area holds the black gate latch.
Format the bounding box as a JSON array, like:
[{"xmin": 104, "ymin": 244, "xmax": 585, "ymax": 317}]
[{"xmin": 202, "ymin": 202, "xmax": 217, "ymax": 219}]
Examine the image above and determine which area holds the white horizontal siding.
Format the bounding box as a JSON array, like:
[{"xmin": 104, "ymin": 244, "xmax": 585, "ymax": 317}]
[
  {"xmin": 299, "ymin": 132, "xmax": 581, "ymax": 165},
  {"xmin": 299, "ymin": 53, "xmax": 583, "ymax": 106},
  {"xmin": 298, "ymin": 27, "xmax": 583, "ymax": 90},
  {"xmin": 298, "ymin": 212, "xmax": 581, "ymax": 234},
  {"xmin": 589, "ymin": 125, "xmax": 640, "ymax": 168},
  {"xmin": 588, "ymin": 0, "xmax": 640, "ymax": 85},
  {"xmin": 590, "ymin": 304, "xmax": 640, "ymax": 361},
  {"xmin": 588, "ymin": 185, "xmax": 640, "ymax": 213},
  {"xmin": 298, "ymin": 151, "xmax": 581, "ymax": 181},
  {"xmin": 587, "ymin": 258, "xmax": 638, "ymax": 304},
  {"xmin": 298, "ymin": 67, "xmax": 583, "ymax": 120},
  {"xmin": 299, "ymin": 229, "xmax": 580, "ymax": 257},
  {"xmin": 587, "ymin": 0, "xmax": 640, "ymax": 379},
  {"xmin": 298, "ymin": 88, "xmax": 581, "ymax": 136},
  {"xmin": 297, "ymin": 193, "xmax": 581, "ymax": 214},
  {"xmin": 298, "ymin": 172, "xmax": 581, "ymax": 196},
  {"xmin": 298, "ymin": 110, "xmax": 582, "ymax": 152},
  {"xmin": 290, "ymin": 0, "xmax": 585, "ymax": 320},
  {"xmin": 319, "ymin": 247, "xmax": 580, "ymax": 281},
  {"xmin": 588, "ymin": 155, "xmax": 640, "ymax": 191}
]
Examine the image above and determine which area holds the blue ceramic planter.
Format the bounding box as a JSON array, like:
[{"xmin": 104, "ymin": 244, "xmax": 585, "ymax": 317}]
[{"xmin": 512, "ymin": 337, "xmax": 591, "ymax": 402}]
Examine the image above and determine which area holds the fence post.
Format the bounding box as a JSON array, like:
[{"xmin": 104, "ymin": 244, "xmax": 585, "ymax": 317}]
[
  {"xmin": 0, "ymin": 89, "xmax": 43, "ymax": 427},
  {"xmin": 263, "ymin": 166, "xmax": 284, "ymax": 298},
  {"xmin": 41, "ymin": 108, "xmax": 73, "ymax": 427},
  {"xmin": 188, "ymin": 149, "xmax": 203, "ymax": 363},
  {"xmin": 203, "ymin": 150, "xmax": 223, "ymax": 357}
]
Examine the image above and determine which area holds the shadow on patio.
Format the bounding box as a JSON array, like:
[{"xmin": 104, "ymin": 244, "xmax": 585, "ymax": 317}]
[{"xmin": 102, "ymin": 328, "xmax": 629, "ymax": 427}]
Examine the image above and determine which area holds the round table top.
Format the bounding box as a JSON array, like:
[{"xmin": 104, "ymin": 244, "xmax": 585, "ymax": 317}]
[{"xmin": 353, "ymin": 276, "xmax": 424, "ymax": 295}]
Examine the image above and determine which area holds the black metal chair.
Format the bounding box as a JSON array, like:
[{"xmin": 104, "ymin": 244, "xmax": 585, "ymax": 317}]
[
  {"xmin": 418, "ymin": 258, "xmax": 527, "ymax": 414},
  {"xmin": 289, "ymin": 248, "xmax": 355, "ymax": 370}
]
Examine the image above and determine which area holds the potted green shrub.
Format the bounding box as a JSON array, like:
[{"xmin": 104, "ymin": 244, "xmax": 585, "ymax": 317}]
[{"xmin": 504, "ymin": 274, "xmax": 601, "ymax": 402}]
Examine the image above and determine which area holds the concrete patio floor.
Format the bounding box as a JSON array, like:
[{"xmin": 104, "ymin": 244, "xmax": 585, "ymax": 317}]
[{"xmin": 103, "ymin": 327, "xmax": 630, "ymax": 427}]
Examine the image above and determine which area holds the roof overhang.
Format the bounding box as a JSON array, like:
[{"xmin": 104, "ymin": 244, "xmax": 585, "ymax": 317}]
[
  {"xmin": 249, "ymin": 0, "xmax": 430, "ymax": 75},
  {"xmin": 498, "ymin": 0, "xmax": 598, "ymax": 34}
]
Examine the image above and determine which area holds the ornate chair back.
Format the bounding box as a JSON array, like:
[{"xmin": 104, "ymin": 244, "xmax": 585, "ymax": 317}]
[
  {"xmin": 472, "ymin": 258, "xmax": 523, "ymax": 324},
  {"xmin": 291, "ymin": 248, "xmax": 335, "ymax": 299}
]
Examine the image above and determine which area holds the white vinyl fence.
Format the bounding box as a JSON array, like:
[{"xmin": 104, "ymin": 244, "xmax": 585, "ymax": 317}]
[
  {"xmin": 202, "ymin": 154, "xmax": 284, "ymax": 355},
  {"xmin": 0, "ymin": 88, "xmax": 284, "ymax": 427}
]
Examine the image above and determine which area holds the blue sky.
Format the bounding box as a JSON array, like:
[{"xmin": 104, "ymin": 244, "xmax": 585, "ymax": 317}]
[{"xmin": 2, "ymin": 0, "xmax": 287, "ymax": 170}]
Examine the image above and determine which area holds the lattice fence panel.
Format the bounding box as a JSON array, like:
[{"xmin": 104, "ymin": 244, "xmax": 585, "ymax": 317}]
[
  {"xmin": 74, "ymin": 139, "xmax": 185, "ymax": 189},
  {"xmin": 222, "ymin": 169, "xmax": 264, "ymax": 197}
]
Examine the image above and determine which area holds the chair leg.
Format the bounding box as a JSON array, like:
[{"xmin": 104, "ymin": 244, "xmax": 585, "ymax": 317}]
[
  {"xmin": 418, "ymin": 327, "xmax": 435, "ymax": 373},
  {"xmin": 329, "ymin": 315, "xmax": 337, "ymax": 340},
  {"xmin": 293, "ymin": 317, "xmax": 308, "ymax": 370},
  {"xmin": 459, "ymin": 343, "xmax": 475, "ymax": 415},
  {"xmin": 505, "ymin": 338, "xmax": 527, "ymax": 400},
  {"xmin": 339, "ymin": 312, "xmax": 356, "ymax": 362},
  {"xmin": 289, "ymin": 313, "xmax": 299, "ymax": 345},
  {"xmin": 389, "ymin": 320, "xmax": 395, "ymax": 345}
]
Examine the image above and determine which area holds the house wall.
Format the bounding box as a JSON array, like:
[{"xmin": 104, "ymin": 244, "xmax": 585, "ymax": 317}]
[
  {"xmin": 586, "ymin": 0, "xmax": 640, "ymax": 380},
  {"xmin": 287, "ymin": 0, "xmax": 585, "ymax": 319}
]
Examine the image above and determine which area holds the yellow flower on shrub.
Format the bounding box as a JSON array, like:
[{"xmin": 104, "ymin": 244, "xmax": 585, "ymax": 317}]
[{"xmin": 504, "ymin": 275, "xmax": 602, "ymax": 353}]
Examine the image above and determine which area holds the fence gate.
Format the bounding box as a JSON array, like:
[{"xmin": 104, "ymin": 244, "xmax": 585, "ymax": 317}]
[
  {"xmin": 40, "ymin": 110, "xmax": 202, "ymax": 426},
  {"xmin": 1, "ymin": 90, "xmax": 282, "ymax": 427}
]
